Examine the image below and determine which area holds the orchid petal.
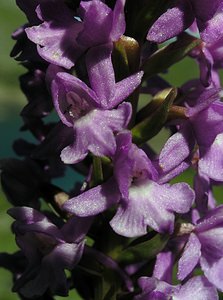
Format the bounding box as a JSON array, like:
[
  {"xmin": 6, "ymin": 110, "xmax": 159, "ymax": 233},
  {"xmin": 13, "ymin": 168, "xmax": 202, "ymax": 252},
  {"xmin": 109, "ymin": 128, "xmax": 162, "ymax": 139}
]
[
  {"xmin": 110, "ymin": 71, "xmax": 144, "ymax": 109},
  {"xmin": 147, "ymin": 0, "xmax": 194, "ymax": 43},
  {"xmin": 114, "ymin": 131, "xmax": 133, "ymax": 199},
  {"xmin": 177, "ymin": 233, "xmax": 201, "ymax": 280},
  {"xmin": 61, "ymin": 102, "xmax": 131, "ymax": 164},
  {"xmin": 77, "ymin": 0, "xmax": 113, "ymax": 47},
  {"xmin": 200, "ymin": 256, "xmax": 223, "ymax": 292},
  {"xmin": 25, "ymin": 2, "xmax": 83, "ymax": 68},
  {"xmin": 63, "ymin": 178, "xmax": 120, "ymax": 217},
  {"xmin": 111, "ymin": 0, "xmax": 126, "ymax": 40},
  {"xmin": 110, "ymin": 180, "xmax": 193, "ymax": 237},
  {"xmin": 153, "ymin": 251, "xmax": 174, "ymax": 283},
  {"xmin": 158, "ymin": 124, "xmax": 194, "ymax": 174},
  {"xmin": 86, "ymin": 44, "xmax": 115, "ymax": 105},
  {"xmin": 199, "ymin": 133, "xmax": 223, "ymax": 181},
  {"xmin": 173, "ymin": 276, "xmax": 218, "ymax": 300}
]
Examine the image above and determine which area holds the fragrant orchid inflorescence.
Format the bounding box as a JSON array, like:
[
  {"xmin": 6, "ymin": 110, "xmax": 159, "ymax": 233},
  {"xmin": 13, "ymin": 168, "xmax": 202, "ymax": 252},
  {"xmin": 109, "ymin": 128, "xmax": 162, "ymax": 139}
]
[{"xmin": 2, "ymin": 0, "xmax": 223, "ymax": 299}]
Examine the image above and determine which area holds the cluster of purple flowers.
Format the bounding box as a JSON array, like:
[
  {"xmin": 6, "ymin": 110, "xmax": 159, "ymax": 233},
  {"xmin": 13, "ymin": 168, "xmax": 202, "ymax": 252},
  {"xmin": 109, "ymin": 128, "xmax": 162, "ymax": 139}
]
[{"xmin": 2, "ymin": 0, "xmax": 223, "ymax": 299}]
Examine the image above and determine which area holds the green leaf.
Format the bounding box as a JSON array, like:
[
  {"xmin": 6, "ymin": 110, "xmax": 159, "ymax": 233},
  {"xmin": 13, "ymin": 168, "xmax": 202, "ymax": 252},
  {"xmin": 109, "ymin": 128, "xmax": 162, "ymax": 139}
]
[
  {"xmin": 142, "ymin": 34, "xmax": 202, "ymax": 79},
  {"xmin": 94, "ymin": 268, "xmax": 121, "ymax": 300},
  {"xmin": 132, "ymin": 88, "xmax": 177, "ymax": 144},
  {"xmin": 102, "ymin": 269, "xmax": 119, "ymax": 300},
  {"xmin": 117, "ymin": 232, "xmax": 169, "ymax": 264}
]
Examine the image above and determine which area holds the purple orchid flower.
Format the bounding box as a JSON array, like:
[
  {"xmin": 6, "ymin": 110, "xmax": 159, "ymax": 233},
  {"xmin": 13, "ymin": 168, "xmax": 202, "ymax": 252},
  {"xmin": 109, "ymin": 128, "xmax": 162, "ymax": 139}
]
[
  {"xmin": 110, "ymin": 132, "xmax": 194, "ymax": 237},
  {"xmin": 134, "ymin": 275, "xmax": 218, "ymax": 300},
  {"xmin": 177, "ymin": 205, "xmax": 223, "ymax": 293},
  {"xmin": 147, "ymin": 0, "xmax": 222, "ymax": 43},
  {"xmin": 169, "ymin": 84, "xmax": 223, "ymax": 182},
  {"xmin": 25, "ymin": 0, "xmax": 126, "ymax": 68},
  {"xmin": 146, "ymin": 1, "xmax": 223, "ymax": 87},
  {"xmin": 10, "ymin": 0, "xmax": 48, "ymax": 62},
  {"xmin": 190, "ymin": 41, "xmax": 221, "ymax": 87},
  {"xmin": 138, "ymin": 237, "xmax": 217, "ymax": 299},
  {"xmin": 63, "ymin": 131, "xmax": 194, "ymax": 237},
  {"xmin": 49, "ymin": 45, "xmax": 143, "ymax": 164},
  {"xmin": 199, "ymin": 44, "xmax": 223, "ymax": 87},
  {"xmin": 188, "ymin": 4, "xmax": 223, "ymax": 87},
  {"xmin": 8, "ymin": 207, "xmax": 92, "ymax": 298},
  {"xmin": 184, "ymin": 87, "xmax": 223, "ymax": 181},
  {"xmin": 147, "ymin": 0, "xmax": 223, "ymax": 87}
]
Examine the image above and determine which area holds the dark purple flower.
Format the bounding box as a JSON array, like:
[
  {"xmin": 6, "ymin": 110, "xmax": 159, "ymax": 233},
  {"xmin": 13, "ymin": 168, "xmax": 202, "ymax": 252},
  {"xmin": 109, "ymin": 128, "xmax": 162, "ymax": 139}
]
[
  {"xmin": 0, "ymin": 158, "xmax": 47, "ymax": 207},
  {"xmin": 11, "ymin": 24, "xmax": 43, "ymax": 62},
  {"xmin": 8, "ymin": 207, "xmax": 92, "ymax": 297},
  {"xmin": 20, "ymin": 69, "xmax": 53, "ymax": 119},
  {"xmin": 16, "ymin": 0, "xmax": 48, "ymax": 24}
]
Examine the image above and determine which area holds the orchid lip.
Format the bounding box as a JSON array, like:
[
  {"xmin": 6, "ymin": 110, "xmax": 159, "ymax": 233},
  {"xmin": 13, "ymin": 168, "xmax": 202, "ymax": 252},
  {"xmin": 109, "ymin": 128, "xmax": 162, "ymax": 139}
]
[{"xmin": 64, "ymin": 91, "xmax": 91, "ymax": 121}]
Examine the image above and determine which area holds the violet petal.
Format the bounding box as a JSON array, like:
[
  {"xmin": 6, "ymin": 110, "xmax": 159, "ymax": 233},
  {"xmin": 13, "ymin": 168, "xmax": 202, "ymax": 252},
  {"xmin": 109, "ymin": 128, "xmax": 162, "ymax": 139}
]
[
  {"xmin": 147, "ymin": 0, "xmax": 194, "ymax": 43},
  {"xmin": 173, "ymin": 276, "xmax": 218, "ymax": 300},
  {"xmin": 63, "ymin": 178, "xmax": 120, "ymax": 216},
  {"xmin": 86, "ymin": 43, "xmax": 115, "ymax": 104},
  {"xmin": 199, "ymin": 133, "xmax": 223, "ymax": 181},
  {"xmin": 177, "ymin": 233, "xmax": 201, "ymax": 280}
]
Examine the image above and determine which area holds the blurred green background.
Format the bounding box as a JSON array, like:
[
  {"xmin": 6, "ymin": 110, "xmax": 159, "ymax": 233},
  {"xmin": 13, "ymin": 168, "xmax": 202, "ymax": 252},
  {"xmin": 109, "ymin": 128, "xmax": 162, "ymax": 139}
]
[
  {"xmin": 0, "ymin": 1, "xmax": 25, "ymax": 299},
  {"xmin": 0, "ymin": 1, "xmax": 223, "ymax": 299}
]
